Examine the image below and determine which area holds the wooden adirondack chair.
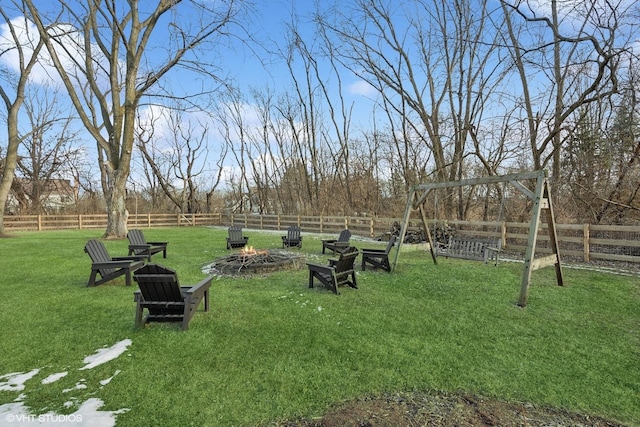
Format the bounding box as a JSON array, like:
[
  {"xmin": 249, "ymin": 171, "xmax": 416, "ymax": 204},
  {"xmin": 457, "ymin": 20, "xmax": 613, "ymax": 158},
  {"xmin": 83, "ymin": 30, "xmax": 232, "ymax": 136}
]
[
  {"xmin": 127, "ymin": 229, "xmax": 168, "ymax": 261},
  {"xmin": 306, "ymin": 246, "xmax": 359, "ymax": 295},
  {"xmin": 133, "ymin": 264, "xmax": 212, "ymax": 331},
  {"xmin": 84, "ymin": 239, "xmax": 145, "ymax": 287},
  {"xmin": 226, "ymin": 226, "xmax": 249, "ymax": 249},
  {"xmin": 361, "ymin": 235, "xmax": 396, "ymax": 272},
  {"xmin": 321, "ymin": 229, "xmax": 352, "ymax": 254},
  {"xmin": 281, "ymin": 225, "xmax": 303, "ymax": 248}
]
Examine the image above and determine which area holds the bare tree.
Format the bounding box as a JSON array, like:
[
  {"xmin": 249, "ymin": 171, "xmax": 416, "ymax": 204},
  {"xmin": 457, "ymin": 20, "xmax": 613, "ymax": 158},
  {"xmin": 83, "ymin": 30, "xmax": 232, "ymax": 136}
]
[
  {"xmin": 594, "ymin": 65, "xmax": 640, "ymax": 224},
  {"xmin": 23, "ymin": 0, "xmax": 243, "ymax": 237},
  {"xmin": 275, "ymin": 26, "xmax": 326, "ymax": 214},
  {"xmin": 14, "ymin": 87, "xmax": 80, "ymax": 213},
  {"xmin": 0, "ymin": 4, "xmax": 45, "ymax": 233},
  {"xmin": 500, "ymin": 0, "xmax": 628, "ymax": 183},
  {"xmin": 212, "ymin": 88, "xmax": 253, "ymax": 213},
  {"xmin": 317, "ymin": 0, "xmax": 505, "ymax": 218},
  {"xmin": 136, "ymin": 106, "xmax": 216, "ymax": 214}
]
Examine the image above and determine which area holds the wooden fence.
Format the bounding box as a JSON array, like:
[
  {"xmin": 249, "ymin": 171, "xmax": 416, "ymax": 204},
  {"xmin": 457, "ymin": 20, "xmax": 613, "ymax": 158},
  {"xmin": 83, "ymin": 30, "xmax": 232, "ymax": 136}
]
[{"xmin": 4, "ymin": 212, "xmax": 640, "ymax": 264}]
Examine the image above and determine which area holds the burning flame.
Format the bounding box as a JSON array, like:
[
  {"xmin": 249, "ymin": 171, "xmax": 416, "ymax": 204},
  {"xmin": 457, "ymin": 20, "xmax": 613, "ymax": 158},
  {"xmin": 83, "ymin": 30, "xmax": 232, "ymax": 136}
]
[
  {"xmin": 239, "ymin": 246, "xmax": 268, "ymax": 256},
  {"xmin": 240, "ymin": 246, "xmax": 257, "ymax": 255}
]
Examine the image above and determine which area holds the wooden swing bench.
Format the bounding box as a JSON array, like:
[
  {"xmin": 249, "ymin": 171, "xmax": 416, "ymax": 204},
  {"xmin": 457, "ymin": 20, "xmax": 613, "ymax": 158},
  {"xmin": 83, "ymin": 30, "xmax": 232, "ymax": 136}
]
[{"xmin": 436, "ymin": 236, "xmax": 502, "ymax": 265}]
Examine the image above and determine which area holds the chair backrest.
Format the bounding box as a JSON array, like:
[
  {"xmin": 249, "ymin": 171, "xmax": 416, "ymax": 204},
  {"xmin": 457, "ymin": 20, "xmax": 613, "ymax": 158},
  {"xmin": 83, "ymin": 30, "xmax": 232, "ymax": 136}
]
[
  {"xmin": 384, "ymin": 235, "xmax": 397, "ymax": 254},
  {"xmin": 287, "ymin": 226, "xmax": 301, "ymax": 239},
  {"xmin": 133, "ymin": 264, "xmax": 184, "ymax": 303},
  {"xmin": 334, "ymin": 246, "xmax": 358, "ymax": 273},
  {"xmin": 228, "ymin": 226, "xmax": 244, "ymax": 241},
  {"xmin": 84, "ymin": 239, "xmax": 111, "ymax": 264},
  {"xmin": 127, "ymin": 229, "xmax": 146, "ymax": 246},
  {"xmin": 337, "ymin": 229, "xmax": 351, "ymax": 243},
  {"xmin": 84, "ymin": 239, "xmax": 116, "ymax": 277}
]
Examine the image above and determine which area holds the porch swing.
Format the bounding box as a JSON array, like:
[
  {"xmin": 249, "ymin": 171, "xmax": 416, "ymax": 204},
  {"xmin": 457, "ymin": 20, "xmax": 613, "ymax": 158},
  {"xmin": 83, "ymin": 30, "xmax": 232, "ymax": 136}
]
[
  {"xmin": 392, "ymin": 170, "xmax": 564, "ymax": 307},
  {"xmin": 433, "ymin": 182, "xmax": 505, "ymax": 265}
]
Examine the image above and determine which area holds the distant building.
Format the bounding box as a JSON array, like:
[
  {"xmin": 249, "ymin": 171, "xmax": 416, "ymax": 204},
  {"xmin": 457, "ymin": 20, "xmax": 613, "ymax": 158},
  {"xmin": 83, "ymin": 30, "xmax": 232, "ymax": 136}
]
[{"xmin": 6, "ymin": 178, "xmax": 79, "ymax": 214}]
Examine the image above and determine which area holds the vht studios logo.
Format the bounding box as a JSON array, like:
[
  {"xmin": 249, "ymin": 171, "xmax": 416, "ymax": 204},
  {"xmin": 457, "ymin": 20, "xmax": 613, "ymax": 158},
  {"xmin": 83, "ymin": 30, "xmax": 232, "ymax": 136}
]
[{"xmin": 5, "ymin": 413, "xmax": 83, "ymax": 423}]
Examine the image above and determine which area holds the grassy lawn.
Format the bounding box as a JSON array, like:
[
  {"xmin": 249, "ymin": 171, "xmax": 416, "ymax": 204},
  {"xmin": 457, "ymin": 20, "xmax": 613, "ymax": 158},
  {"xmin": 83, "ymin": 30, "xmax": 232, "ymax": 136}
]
[{"xmin": 0, "ymin": 227, "xmax": 638, "ymax": 426}]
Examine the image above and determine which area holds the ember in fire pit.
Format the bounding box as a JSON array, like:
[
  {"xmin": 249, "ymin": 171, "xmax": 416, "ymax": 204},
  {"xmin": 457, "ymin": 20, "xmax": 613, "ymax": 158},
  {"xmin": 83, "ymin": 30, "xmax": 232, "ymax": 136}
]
[{"xmin": 203, "ymin": 246, "xmax": 303, "ymax": 275}]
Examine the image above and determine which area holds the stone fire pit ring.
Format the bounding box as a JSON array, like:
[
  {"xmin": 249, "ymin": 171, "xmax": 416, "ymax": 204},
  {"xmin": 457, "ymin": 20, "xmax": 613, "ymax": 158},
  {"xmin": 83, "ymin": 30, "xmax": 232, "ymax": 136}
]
[{"xmin": 203, "ymin": 247, "xmax": 303, "ymax": 276}]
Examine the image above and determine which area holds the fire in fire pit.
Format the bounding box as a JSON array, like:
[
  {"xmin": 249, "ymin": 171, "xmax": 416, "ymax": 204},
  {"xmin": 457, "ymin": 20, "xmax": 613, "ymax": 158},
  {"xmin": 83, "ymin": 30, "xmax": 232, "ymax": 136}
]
[
  {"xmin": 204, "ymin": 248, "xmax": 302, "ymax": 275},
  {"xmin": 239, "ymin": 246, "xmax": 264, "ymax": 256}
]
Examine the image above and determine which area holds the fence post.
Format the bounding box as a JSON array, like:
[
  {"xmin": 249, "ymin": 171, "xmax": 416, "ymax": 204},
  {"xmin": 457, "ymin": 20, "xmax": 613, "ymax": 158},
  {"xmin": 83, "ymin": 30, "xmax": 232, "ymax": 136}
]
[
  {"xmin": 583, "ymin": 223, "xmax": 590, "ymax": 262},
  {"xmin": 147, "ymin": 214, "xmax": 151, "ymax": 228},
  {"xmin": 38, "ymin": 215, "xmax": 42, "ymax": 231}
]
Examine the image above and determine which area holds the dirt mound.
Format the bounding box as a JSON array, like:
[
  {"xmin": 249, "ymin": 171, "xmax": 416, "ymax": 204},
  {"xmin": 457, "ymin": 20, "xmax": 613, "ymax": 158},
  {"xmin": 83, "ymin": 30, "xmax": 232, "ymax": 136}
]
[{"xmin": 272, "ymin": 392, "xmax": 629, "ymax": 427}]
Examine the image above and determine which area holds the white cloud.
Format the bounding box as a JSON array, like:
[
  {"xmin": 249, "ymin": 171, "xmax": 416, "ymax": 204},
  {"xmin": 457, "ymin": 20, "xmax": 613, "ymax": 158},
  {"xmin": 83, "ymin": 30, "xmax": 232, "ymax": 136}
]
[
  {"xmin": 0, "ymin": 15, "xmax": 118, "ymax": 90},
  {"xmin": 0, "ymin": 16, "xmax": 53, "ymax": 85},
  {"xmin": 348, "ymin": 79, "xmax": 377, "ymax": 97}
]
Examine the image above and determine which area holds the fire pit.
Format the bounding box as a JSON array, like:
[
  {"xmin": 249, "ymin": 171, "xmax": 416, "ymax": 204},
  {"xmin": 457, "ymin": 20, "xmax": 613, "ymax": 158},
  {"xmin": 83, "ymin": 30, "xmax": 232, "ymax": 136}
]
[{"xmin": 203, "ymin": 246, "xmax": 303, "ymax": 276}]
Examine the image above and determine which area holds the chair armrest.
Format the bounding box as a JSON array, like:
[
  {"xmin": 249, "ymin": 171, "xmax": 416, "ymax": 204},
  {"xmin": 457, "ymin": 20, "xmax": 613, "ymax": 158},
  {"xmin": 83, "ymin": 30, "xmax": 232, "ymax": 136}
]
[
  {"xmin": 362, "ymin": 248, "xmax": 386, "ymax": 254},
  {"xmin": 113, "ymin": 255, "xmax": 148, "ymax": 262},
  {"xmin": 184, "ymin": 276, "xmax": 213, "ymax": 296},
  {"xmin": 306, "ymin": 262, "xmax": 334, "ymax": 274},
  {"xmin": 321, "ymin": 239, "xmax": 337, "ymax": 244},
  {"xmin": 146, "ymin": 241, "xmax": 168, "ymax": 246},
  {"xmin": 128, "ymin": 244, "xmax": 151, "ymax": 250},
  {"xmin": 93, "ymin": 260, "xmax": 140, "ymax": 269}
]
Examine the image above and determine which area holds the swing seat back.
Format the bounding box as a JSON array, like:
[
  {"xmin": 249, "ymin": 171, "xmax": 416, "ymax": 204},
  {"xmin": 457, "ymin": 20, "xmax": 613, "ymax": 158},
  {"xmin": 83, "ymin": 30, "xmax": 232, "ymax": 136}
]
[{"xmin": 437, "ymin": 236, "xmax": 501, "ymax": 265}]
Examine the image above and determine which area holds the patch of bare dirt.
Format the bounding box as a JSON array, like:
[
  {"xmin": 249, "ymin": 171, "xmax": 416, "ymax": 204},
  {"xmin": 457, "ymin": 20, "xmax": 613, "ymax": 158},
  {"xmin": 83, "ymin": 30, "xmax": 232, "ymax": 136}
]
[{"xmin": 269, "ymin": 391, "xmax": 631, "ymax": 427}]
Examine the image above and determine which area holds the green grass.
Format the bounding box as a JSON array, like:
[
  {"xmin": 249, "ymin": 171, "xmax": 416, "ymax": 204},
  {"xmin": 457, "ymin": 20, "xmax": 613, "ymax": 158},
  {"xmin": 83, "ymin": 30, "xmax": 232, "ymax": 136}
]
[{"xmin": 0, "ymin": 227, "xmax": 638, "ymax": 426}]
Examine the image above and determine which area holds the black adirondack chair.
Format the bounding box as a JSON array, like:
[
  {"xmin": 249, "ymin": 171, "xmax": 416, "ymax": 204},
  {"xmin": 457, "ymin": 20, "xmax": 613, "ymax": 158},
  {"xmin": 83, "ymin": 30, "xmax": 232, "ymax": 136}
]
[
  {"xmin": 226, "ymin": 226, "xmax": 249, "ymax": 249},
  {"xmin": 281, "ymin": 225, "xmax": 303, "ymax": 249},
  {"xmin": 361, "ymin": 235, "xmax": 396, "ymax": 272},
  {"xmin": 84, "ymin": 239, "xmax": 145, "ymax": 287},
  {"xmin": 306, "ymin": 246, "xmax": 359, "ymax": 295},
  {"xmin": 321, "ymin": 229, "xmax": 352, "ymax": 254},
  {"xmin": 133, "ymin": 264, "xmax": 212, "ymax": 331},
  {"xmin": 127, "ymin": 229, "xmax": 168, "ymax": 261}
]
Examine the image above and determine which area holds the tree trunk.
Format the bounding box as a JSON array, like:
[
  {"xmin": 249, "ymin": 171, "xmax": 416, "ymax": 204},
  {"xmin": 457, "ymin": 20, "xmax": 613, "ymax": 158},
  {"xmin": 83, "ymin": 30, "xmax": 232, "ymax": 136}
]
[
  {"xmin": 0, "ymin": 154, "xmax": 17, "ymax": 234},
  {"xmin": 103, "ymin": 174, "xmax": 129, "ymax": 239},
  {"xmin": 0, "ymin": 108, "xmax": 21, "ymax": 235}
]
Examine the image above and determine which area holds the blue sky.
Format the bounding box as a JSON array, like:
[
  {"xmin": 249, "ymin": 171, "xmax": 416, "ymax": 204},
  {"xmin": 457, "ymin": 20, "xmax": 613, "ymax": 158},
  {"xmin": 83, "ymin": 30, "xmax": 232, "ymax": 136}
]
[
  {"xmin": 2, "ymin": 0, "xmax": 639, "ymax": 191},
  {"xmin": 0, "ymin": 0, "xmax": 379, "ymax": 188}
]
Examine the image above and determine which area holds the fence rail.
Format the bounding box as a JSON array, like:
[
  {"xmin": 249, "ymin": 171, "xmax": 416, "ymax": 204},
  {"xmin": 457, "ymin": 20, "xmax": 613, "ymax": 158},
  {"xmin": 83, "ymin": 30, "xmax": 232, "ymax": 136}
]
[{"xmin": 4, "ymin": 213, "xmax": 639, "ymax": 264}]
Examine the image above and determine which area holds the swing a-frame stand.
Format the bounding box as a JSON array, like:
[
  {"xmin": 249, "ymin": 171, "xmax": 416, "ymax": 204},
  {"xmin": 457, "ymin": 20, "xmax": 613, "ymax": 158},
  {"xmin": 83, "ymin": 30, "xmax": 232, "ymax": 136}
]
[{"xmin": 391, "ymin": 170, "xmax": 563, "ymax": 307}]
